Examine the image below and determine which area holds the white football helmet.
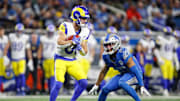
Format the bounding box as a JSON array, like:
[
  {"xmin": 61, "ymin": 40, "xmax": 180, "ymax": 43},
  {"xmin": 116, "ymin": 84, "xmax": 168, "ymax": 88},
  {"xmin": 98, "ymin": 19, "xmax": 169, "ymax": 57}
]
[{"xmin": 103, "ymin": 34, "xmax": 121, "ymax": 55}]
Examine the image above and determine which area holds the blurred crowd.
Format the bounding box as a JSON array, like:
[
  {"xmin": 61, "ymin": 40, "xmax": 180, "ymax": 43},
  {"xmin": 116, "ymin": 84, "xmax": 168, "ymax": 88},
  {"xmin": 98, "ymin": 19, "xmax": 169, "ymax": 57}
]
[
  {"xmin": 0, "ymin": 0, "xmax": 180, "ymax": 97},
  {"xmin": 0, "ymin": 0, "xmax": 180, "ymax": 31}
]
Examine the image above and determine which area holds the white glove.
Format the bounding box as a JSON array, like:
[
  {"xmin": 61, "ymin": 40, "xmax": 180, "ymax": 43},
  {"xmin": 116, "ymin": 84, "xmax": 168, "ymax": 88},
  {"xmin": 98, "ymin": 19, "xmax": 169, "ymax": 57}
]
[
  {"xmin": 88, "ymin": 85, "xmax": 99, "ymax": 95},
  {"xmin": 3, "ymin": 56, "xmax": 10, "ymax": 67},
  {"xmin": 99, "ymin": 59, "xmax": 105, "ymax": 68},
  {"xmin": 140, "ymin": 86, "xmax": 151, "ymax": 96},
  {"xmin": 158, "ymin": 58, "xmax": 164, "ymax": 65},
  {"xmin": 28, "ymin": 59, "xmax": 34, "ymax": 72},
  {"xmin": 175, "ymin": 62, "xmax": 180, "ymax": 71}
]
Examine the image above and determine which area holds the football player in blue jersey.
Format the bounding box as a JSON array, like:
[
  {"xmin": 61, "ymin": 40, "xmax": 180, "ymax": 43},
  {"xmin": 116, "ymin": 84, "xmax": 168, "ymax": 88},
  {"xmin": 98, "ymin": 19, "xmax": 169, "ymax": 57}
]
[{"xmin": 89, "ymin": 34, "xmax": 151, "ymax": 101}]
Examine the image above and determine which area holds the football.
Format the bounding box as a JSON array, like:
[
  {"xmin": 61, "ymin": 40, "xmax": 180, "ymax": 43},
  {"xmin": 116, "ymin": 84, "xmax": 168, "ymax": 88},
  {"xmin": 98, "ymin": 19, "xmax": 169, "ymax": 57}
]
[{"xmin": 66, "ymin": 35, "xmax": 80, "ymax": 40}]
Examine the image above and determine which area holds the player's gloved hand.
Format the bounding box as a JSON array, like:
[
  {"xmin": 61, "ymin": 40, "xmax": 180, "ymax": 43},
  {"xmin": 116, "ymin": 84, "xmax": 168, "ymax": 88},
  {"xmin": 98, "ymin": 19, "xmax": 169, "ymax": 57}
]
[
  {"xmin": 72, "ymin": 36, "xmax": 80, "ymax": 45},
  {"xmin": 158, "ymin": 58, "xmax": 164, "ymax": 65},
  {"xmin": 28, "ymin": 59, "xmax": 34, "ymax": 72},
  {"xmin": 175, "ymin": 62, "xmax": 180, "ymax": 71},
  {"xmin": 88, "ymin": 85, "xmax": 99, "ymax": 95},
  {"xmin": 76, "ymin": 43, "xmax": 82, "ymax": 51},
  {"xmin": 140, "ymin": 86, "xmax": 151, "ymax": 96},
  {"xmin": 3, "ymin": 55, "xmax": 10, "ymax": 67},
  {"xmin": 98, "ymin": 59, "xmax": 105, "ymax": 68}
]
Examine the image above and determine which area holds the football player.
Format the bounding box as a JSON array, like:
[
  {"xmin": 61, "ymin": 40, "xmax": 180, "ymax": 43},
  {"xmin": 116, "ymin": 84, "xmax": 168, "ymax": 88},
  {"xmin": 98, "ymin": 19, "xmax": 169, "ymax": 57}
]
[
  {"xmin": 99, "ymin": 26, "xmax": 120, "ymax": 88},
  {"xmin": 0, "ymin": 26, "xmax": 8, "ymax": 94},
  {"xmin": 89, "ymin": 34, "xmax": 151, "ymax": 101},
  {"xmin": 121, "ymin": 35, "xmax": 132, "ymax": 53},
  {"xmin": 37, "ymin": 24, "xmax": 56, "ymax": 93},
  {"xmin": 50, "ymin": 6, "xmax": 91, "ymax": 101},
  {"xmin": 139, "ymin": 29, "xmax": 155, "ymax": 89},
  {"xmin": 172, "ymin": 30, "xmax": 180, "ymax": 92},
  {"xmin": 154, "ymin": 26, "xmax": 179, "ymax": 96},
  {"xmin": 3, "ymin": 23, "xmax": 34, "ymax": 95}
]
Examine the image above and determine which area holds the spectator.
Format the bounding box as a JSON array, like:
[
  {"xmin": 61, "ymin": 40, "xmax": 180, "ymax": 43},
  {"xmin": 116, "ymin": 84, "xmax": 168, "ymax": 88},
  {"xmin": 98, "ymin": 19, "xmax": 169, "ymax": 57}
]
[
  {"xmin": 129, "ymin": 17, "xmax": 143, "ymax": 31},
  {"xmin": 137, "ymin": 1, "xmax": 148, "ymax": 19},
  {"xmin": 147, "ymin": 2, "xmax": 160, "ymax": 19},
  {"xmin": 152, "ymin": 11, "xmax": 166, "ymax": 30},
  {"xmin": 126, "ymin": 3, "xmax": 142, "ymax": 21}
]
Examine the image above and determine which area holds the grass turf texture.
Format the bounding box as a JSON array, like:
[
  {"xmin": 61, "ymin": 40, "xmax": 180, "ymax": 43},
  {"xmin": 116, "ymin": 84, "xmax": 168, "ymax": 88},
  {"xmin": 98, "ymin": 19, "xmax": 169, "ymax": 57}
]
[{"xmin": 0, "ymin": 96, "xmax": 180, "ymax": 101}]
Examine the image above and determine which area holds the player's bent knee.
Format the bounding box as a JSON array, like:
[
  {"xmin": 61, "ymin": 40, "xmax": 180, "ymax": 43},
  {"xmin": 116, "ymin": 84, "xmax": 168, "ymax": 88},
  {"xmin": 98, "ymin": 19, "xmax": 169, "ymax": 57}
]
[
  {"xmin": 118, "ymin": 81, "xmax": 126, "ymax": 87},
  {"xmin": 78, "ymin": 79, "xmax": 88, "ymax": 88},
  {"xmin": 54, "ymin": 81, "xmax": 63, "ymax": 90},
  {"xmin": 101, "ymin": 87, "xmax": 110, "ymax": 94}
]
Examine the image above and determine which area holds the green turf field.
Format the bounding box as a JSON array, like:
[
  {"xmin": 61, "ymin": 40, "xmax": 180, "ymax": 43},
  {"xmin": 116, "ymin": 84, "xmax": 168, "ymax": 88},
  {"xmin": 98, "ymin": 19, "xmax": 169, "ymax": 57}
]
[{"xmin": 0, "ymin": 96, "xmax": 180, "ymax": 101}]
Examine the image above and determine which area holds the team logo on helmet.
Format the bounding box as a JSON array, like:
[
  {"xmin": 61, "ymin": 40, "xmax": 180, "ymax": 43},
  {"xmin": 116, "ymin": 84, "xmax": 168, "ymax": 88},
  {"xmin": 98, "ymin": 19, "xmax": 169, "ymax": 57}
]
[{"xmin": 71, "ymin": 6, "xmax": 90, "ymax": 27}]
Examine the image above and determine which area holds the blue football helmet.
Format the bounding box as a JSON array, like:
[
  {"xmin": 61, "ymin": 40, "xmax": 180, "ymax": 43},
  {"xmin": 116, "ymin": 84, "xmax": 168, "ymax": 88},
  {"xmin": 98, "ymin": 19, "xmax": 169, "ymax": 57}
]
[
  {"xmin": 46, "ymin": 24, "xmax": 56, "ymax": 32},
  {"xmin": 107, "ymin": 26, "xmax": 117, "ymax": 34},
  {"xmin": 15, "ymin": 23, "xmax": 24, "ymax": 31},
  {"xmin": 46, "ymin": 24, "xmax": 56, "ymax": 37},
  {"xmin": 121, "ymin": 35, "xmax": 130, "ymax": 42},
  {"xmin": 103, "ymin": 34, "xmax": 121, "ymax": 55},
  {"xmin": 143, "ymin": 29, "xmax": 152, "ymax": 36},
  {"xmin": 173, "ymin": 30, "xmax": 180, "ymax": 38},
  {"xmin": 71, "ymin": 6, "xmax": 90, "ymax": 27}
]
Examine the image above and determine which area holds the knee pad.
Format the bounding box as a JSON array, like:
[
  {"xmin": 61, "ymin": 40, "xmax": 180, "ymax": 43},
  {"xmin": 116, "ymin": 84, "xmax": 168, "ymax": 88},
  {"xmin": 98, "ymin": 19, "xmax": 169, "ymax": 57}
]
[{"xmin": 78, "ymin": 79, "xmax": 88, "ymax": 88}]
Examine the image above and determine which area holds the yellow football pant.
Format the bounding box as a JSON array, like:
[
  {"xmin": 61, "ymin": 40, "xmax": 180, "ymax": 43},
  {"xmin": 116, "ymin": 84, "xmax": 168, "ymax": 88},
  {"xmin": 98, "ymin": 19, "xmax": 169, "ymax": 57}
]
[
  {"xmin": 55, "ymin": 59, "xmax": 86, "ymax": 83},
  {"xmin": 43, "ymin": 59, "xmax": 55, "ymax": 79},
  {"xmin": 0, "ymin": 58, "xmax": 5, "ymax": 76},
  {"xmin": 160, "ymin": 58, "xmax": 174, "ymax": 80},
  {"xmin": 12, "ymin": 60, "xmax": 26, "ymax": 76},
  {"xmin": 144, "ymin": 64, "xmax": 153, "ymax": 77}
]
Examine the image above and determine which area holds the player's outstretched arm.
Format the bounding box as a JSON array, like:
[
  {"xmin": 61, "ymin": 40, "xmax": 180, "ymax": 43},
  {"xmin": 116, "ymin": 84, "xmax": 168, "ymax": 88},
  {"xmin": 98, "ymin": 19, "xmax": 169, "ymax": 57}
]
[
  {"xmin": 26, "ymin": 42, "xmax": 34, "ymax": 72},
  {"xmin": 89, "ymin": 65, "xmax": 109, "ymax": 95},
  {"xmin": 127, "ymin": 57, "xmax": 151, "ymax": 96}
]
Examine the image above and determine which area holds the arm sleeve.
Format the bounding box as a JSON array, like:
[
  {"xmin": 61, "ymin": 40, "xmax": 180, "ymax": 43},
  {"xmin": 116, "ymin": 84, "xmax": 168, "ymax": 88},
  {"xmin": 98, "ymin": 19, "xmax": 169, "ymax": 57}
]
[{"xmin": 129, "ymin": 65, "xmax": 144, "ymax": 86}]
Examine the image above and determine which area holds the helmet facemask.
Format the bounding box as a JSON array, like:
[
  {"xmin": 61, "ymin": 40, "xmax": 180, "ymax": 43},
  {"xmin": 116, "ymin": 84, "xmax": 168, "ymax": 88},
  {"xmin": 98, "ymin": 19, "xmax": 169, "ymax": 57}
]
[{"xmin": 103, "ymin": 34, "xmax": 121, "ymax": 55}]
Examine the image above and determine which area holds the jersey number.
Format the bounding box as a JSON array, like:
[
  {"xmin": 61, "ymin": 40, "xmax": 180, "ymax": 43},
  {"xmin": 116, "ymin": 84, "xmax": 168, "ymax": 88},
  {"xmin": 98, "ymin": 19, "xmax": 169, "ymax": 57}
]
[
  {"xmin": 65, "ymin": 46, "xmax": 76, "ymax": 54},
  {"xmin": 12, "ymin": 42, "xmax": 23, "ymax": 51}
]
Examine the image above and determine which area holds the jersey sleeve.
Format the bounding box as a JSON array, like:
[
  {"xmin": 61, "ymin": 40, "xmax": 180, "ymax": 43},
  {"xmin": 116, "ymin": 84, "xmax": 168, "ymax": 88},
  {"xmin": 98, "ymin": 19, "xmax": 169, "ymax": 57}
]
[
  {"xmin": 58, "ymin": 22, "xmax": 68, "ymax": 35},
  {"xmin": 122, "ymin": 48, "xmax": 132, "ymax": 64}
]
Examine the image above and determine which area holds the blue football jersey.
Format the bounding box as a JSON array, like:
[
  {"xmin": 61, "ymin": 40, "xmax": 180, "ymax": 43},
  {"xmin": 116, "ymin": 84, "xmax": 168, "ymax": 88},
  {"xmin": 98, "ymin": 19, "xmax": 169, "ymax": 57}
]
[{"xmin": 103, "ymin": 47, "xmax": 142, "ymax": 74}]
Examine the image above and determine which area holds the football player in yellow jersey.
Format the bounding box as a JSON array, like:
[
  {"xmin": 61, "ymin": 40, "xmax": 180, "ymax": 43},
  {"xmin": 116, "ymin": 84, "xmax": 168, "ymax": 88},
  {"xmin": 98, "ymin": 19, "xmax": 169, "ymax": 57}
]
[
  {"xmin": 37, "ymin": 24, "xmax": 56, "ymax": 93},
  {"xmin": 139, "ymin": 29, "xmax": 155, "ymax": 89},
  {"xmin": 0, "ymin": 26, "xmax": 8, "ymax": 94},
  {"xmin": 154, "ymin": 26, "xmax": 179, "ymax": 96},
  {"xmin": 3, "ymin": 23, "xmax": 34, "ymax": 95},
  {"xmin": 50, "ymin": 6, "xmax": 90, "ymax": 101}
]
